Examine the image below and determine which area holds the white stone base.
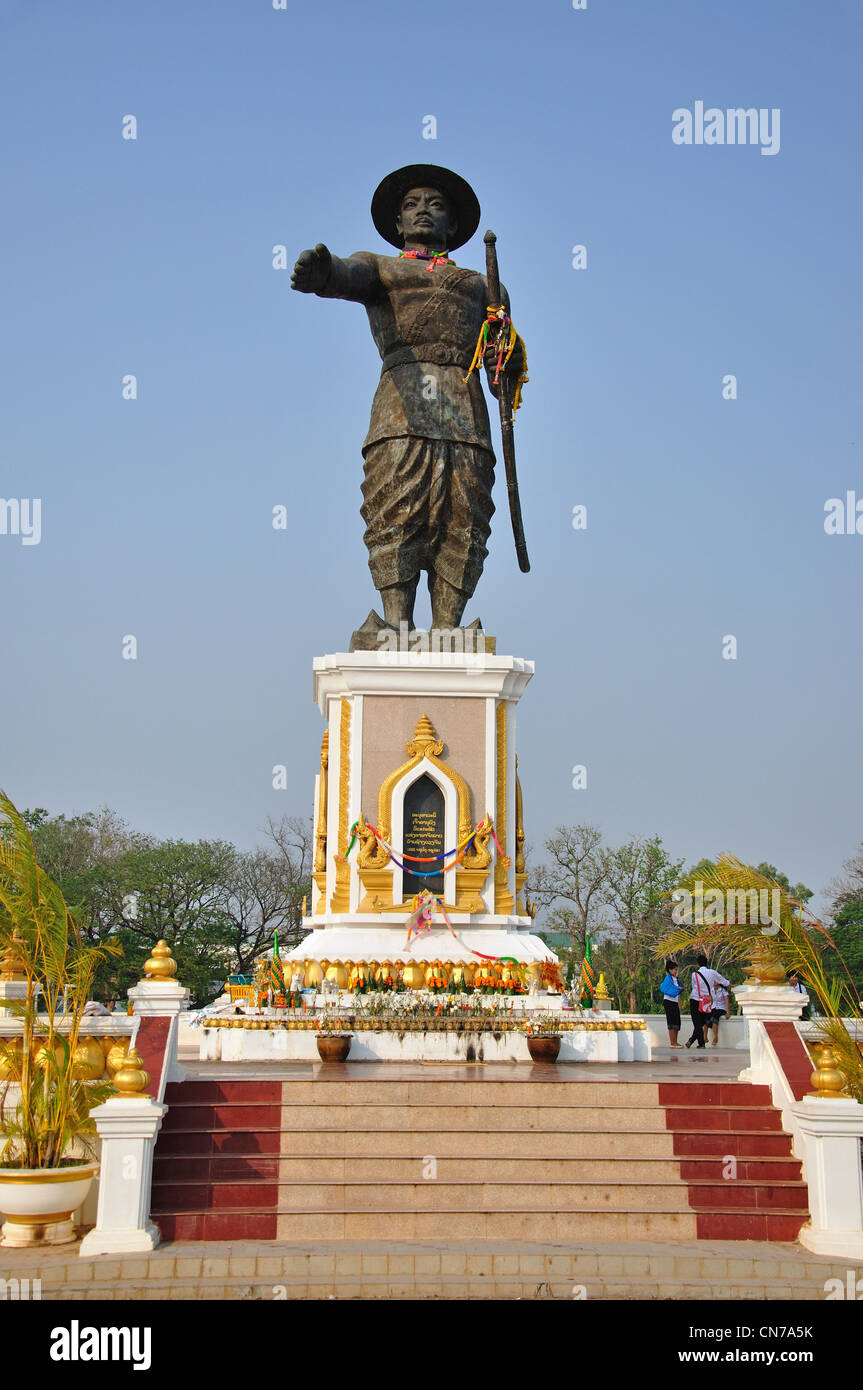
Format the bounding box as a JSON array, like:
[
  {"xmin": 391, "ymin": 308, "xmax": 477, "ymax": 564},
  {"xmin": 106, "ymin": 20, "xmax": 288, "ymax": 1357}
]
[
  {"xmin": 286, "ymin": 924, "xmax": 554, "ymax": 967},
  {"xmin": 79, "ymin": 1222, "xmax": 162, "ymax": 1256},
  {"xmin": 797, "ymin": 1223, "xmax": 863, "ymax": 1262},
  {"xmin": 201, "ymin": 1021, "xmax": 651, "ymax": 1064}
]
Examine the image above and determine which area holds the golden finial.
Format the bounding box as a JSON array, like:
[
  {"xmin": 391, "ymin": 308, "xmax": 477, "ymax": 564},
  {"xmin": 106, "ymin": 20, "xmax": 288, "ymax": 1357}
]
[
  {"xmin": 742, "ymin": 941, "xmax": 787, "ymax": 986},
  {"xmin": 141, "ymin": 940, "xmax": 177, "ymax": 981},
  {"xmin": 595, "ymin": 973, "xmax": 610, "ymax": 1000},
  {"xmin": 407, "ymin": 714, "xmax": 444, "ymax": 758},
  {"xmin": 112, "ymin": 1047, "xmax": 150, "ymax": 1095},
  {"xmin": 0, "ymin": 929, "xmax": 28, "ymax": 981},
  {"xmin": 105, "ymin": 1038, "xmax": 130, "ymax": 1077},
  {"xmin": 808, "ymin": 1043, "xmax": 848, "ymax": 1098}
]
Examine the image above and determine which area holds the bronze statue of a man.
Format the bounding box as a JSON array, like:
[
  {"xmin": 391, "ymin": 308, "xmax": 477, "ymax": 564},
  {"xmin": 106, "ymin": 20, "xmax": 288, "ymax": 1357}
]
[{"xmin": 291, "ymin": 163, "xmax": 523, "ymax": 642}]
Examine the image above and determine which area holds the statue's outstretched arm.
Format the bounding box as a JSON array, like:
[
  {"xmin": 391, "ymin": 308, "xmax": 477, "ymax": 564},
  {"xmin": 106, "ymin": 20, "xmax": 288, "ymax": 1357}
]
[{"xmin": 291, "ymin": 245, "xmax": 381, "ymax": 305}]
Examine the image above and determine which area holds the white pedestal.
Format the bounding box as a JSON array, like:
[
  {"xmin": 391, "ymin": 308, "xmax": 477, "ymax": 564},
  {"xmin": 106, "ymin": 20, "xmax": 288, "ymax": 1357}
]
[
  {"xmin": 127, "ymin": 980, "xmax": 190, "ymax": 1017},
  {"xmin": 792, "ymin": 1096, "xmax": 863, "ymax": 1261},
  {"xmin": 292, "ymin": 649, "xmax": 555, "ymax": 972},
  {"xmin": 79, "ymin": 1097, "xmax": 167, "ymax": 1257}
]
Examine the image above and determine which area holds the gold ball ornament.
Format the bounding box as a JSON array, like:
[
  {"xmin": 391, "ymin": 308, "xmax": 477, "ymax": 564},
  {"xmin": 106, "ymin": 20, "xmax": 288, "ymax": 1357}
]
[
  {"xmin": 0, "ymin": 1038, "xmax": 25, "ymax": 1080},
  {"xmin": 809, "ymin": 1044, "xmax": 848, "ymax": 1098},
  {"xmin": 32, "ymin": 1038, "xmax": 66, "ymax": 1072},
  {"xmin": 113, "ymin": 1047, "xmax": 150, "ymax": 1095},
  {"xmin": 142, "ymin": 940, "xmax": 177, "ymax": 981},
  {"xmin": 72, "ymin": 1036, "xmax": 106, "ymax": 1080}
]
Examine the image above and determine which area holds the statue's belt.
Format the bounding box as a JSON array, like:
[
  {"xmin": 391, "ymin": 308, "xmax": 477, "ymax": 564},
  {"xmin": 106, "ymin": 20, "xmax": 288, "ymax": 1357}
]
[{"xmin": 380, "ymin": 346, "xmax": 473, "ymax": 374}]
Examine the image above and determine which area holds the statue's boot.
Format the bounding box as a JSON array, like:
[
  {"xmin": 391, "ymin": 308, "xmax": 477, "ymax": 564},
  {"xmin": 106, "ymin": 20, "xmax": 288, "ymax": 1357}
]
[
  {"xmin": 430, "ymin": 575, "xmax": 472, "ymax": 631},
  {"xmin": 349, "ymin": 580, "xmax": 418, "ymax": 652}
]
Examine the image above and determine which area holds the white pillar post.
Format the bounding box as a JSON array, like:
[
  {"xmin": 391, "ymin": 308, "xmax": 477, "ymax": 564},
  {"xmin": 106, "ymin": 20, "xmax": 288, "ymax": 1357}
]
[
  {"xmin": 78, "ymin": 1096, "xmax": 166, "ymax": 1257},
  {"xmin": 792, "ymin": 1097, "xmax": 863, "ymax": 1260}
]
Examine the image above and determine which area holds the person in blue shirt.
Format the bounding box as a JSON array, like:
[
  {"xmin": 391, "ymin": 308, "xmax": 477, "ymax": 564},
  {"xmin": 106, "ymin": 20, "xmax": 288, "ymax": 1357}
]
[{"xmin": 660, "ymin": 959, "xmax": 684, "ymax": 1048}]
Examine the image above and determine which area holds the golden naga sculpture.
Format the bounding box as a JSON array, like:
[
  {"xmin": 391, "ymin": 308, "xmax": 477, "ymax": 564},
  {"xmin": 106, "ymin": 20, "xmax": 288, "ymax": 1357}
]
[
  {"xmin": 356, "ymin": 812, "xmax": 391, "ymax": 868},
  {"xmin": 462, "ymin": 812, "xmax": 493, "ymax": 869}
]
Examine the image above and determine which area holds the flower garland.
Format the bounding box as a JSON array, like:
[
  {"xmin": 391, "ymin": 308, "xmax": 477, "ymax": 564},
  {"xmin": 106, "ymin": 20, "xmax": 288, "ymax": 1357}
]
[
  {"xmin": 463, "ymin": 304, "xmax": 529, "ymax": 414},
  {"xmin": 398, "ymin": 248, "xmax": 453, "ymax": 271}
]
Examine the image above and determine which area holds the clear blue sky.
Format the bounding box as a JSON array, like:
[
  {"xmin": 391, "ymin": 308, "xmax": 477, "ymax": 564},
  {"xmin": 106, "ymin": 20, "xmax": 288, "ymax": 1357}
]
[{"xmin": 1, "ymin": 0, "xmax": 860, "ymax": 911}]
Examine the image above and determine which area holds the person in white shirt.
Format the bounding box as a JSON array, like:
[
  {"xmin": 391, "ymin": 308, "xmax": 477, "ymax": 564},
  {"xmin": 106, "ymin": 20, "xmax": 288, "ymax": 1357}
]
[{"xmin": 685, "ymin": 954, "xmax": 730, "ymax": 1049}]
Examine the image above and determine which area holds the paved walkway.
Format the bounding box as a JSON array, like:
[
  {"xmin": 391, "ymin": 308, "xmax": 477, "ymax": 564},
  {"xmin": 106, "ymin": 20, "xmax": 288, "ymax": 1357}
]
[{"xmin": 2, "ymin": 1236, "xmax": 851, "ymax": 1300}]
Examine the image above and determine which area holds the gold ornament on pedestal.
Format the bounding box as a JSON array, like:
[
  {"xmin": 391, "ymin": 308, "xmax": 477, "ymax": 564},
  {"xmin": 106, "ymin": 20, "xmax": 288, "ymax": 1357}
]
[
  {"xmin": 113, "ymin": 1047, "xmax": 150, "ymax": 1095},
  {"xmin": 594, "ymin": 974, "xmax": 610, "ymax": 1001},
  {"xmin": 741, "ymin": 940, "xmax": 786, "ymax": 987},
  {"xmin": 141, "ymin": 940, "xmax": 177, "ymax": 981},
  {"xmin": 105, "ymin": 1038, "xmax": 131, "ymax": 1077},
  {"xmin": 808, "ymin": 1043, "xmax": 848, "ymax": 1098}
]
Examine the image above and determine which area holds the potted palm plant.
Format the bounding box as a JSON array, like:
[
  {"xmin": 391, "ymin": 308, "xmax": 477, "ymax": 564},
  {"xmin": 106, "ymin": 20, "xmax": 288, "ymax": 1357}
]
[{"xmin": 0, "ymin": 792, "xmax": 118, "ymax": 1245}]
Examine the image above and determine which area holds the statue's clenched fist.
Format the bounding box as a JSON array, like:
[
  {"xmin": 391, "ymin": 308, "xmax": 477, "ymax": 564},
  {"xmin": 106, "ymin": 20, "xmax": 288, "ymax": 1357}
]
[{"xmin": 291, "ymin": 243, "xmax": 332, "ymax": 294}]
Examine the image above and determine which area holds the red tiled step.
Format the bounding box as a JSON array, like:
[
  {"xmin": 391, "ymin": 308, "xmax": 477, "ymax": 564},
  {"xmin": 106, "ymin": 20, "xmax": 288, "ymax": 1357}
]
[
  {"xmin": 155, "ymin": 1129, "xmax": 282, "ymax": 1157},
  {"xmin": 152, "ymin": 1155, "xmax": 280, "ymax": 1182},
  {"xmin": 151, "ymin": 1181, "xmax": 278, "ymax": 1212},
  {"xmin": 671, "ymin": 1130, "xmax": 794, "ymax": 1158},
  {"xmin": 684, "ymin": 1181, "xmax": 809, "ymax": 1211},
  {"xmin": 658, "ymin": 1082, "xmax": 774, "ymax": 1106},
  {"xmin": 679, "ymin": 1157, "xmax": 802, "ymax": 1182},
  {"xmin": 154, "ymin": 1211, "xmax": 278, "ymax": 1242},
  {"xmin": 695, "ymin": 1210, "xmax": 807, "ymax": 1242},
  {"xmin": 662, "ymin": 1106, "xmax": 784, "ymax": 1132},
  {"xmin": 163, "ymin": 1080, "xmax": 280, "ymax": 1105}
]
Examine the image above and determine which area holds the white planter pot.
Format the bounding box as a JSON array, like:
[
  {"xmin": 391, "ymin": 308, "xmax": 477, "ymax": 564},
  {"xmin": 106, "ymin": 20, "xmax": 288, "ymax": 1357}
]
[{"xmin": 0, "ymin": 1163, "xmax": 98, "ymax": 1247}]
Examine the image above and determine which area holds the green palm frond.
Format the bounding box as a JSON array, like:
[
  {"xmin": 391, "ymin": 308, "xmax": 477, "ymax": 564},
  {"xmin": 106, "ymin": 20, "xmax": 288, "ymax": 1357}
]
[{"xmin": 1, "ymin": 789, "xmax": 123, "ymax": 1169}]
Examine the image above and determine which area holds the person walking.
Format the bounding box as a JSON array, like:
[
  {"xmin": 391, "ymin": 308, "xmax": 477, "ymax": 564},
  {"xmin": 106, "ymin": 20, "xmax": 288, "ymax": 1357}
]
[
  {"xmin": 660, "ymin": 959, "xmax": 684, "ymax": 1048},
  {"xmin": 685, "ymin": 955, "xmax": 715, "ymax": 1049}
]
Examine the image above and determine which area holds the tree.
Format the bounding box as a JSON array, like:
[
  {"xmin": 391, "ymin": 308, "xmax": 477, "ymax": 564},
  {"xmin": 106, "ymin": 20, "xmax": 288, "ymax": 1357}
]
[
  {"xmin": 824, "ymin": 843, "xmax": 863, "ymax": 1000},
  {"xmin": 528, "ymin": 825, "xmax": 610, "ymax": 956},
  {"xmin": 604, "ymin": 835, "xmax": 684, "ymax": 1013},
  {"xmin": 21, "ymin": 807, "xmax": 314, "ymax": 1006}
]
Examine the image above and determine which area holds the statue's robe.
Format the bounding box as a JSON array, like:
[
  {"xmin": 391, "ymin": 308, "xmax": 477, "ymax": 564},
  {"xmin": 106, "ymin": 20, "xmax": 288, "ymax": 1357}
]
[{"xmin": 317, "ymin": 252, "xmax": 505, "ymax": 597}]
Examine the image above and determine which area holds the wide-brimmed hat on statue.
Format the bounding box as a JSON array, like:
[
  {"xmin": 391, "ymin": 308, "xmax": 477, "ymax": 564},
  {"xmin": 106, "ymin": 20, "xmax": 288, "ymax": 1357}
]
[{"xmin": 371, "ymin": 163, "xmax": 481, "ymax": 252}]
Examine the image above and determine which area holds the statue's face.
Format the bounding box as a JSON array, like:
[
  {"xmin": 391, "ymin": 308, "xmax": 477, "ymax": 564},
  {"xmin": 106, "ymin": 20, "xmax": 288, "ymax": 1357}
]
[{"xmin": 396, "ymin": 186, "xmax": 457, "ymax": 250}]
